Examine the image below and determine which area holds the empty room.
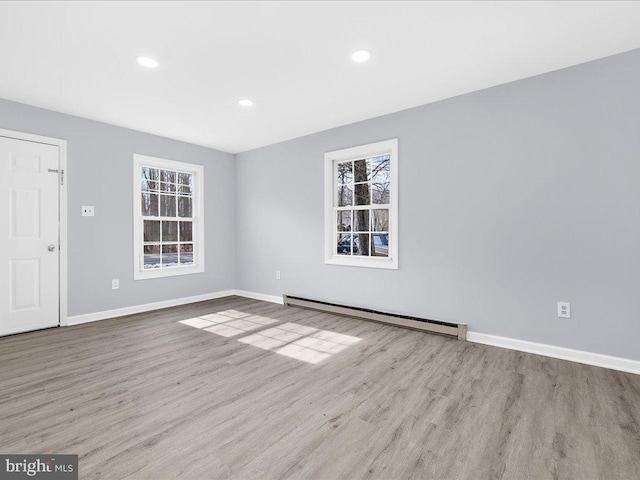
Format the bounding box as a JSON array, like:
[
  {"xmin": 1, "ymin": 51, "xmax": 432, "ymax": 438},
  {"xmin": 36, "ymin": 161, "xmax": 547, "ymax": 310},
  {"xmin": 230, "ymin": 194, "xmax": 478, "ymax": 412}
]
[{"xmin": 1, "ymin": 1, "xmax": 639, "ymax": 479}]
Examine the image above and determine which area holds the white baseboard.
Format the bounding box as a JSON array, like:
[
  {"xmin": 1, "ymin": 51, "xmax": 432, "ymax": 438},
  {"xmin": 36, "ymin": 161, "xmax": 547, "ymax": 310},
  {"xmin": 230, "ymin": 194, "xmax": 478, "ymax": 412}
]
[
  {"xmin": 467, "ymin": 331, "xmax": 640, "ymax": 376},
  {"xmin": 66, "ymin": 291, "xmax": 638, "ymax": 376},
  {"xmin": 233, "ymin": 290, "xmax": 284, "ymax": 304},
  {"xmin": 65, "ymin": 290, "xmax": 235, "ymax": 326}
]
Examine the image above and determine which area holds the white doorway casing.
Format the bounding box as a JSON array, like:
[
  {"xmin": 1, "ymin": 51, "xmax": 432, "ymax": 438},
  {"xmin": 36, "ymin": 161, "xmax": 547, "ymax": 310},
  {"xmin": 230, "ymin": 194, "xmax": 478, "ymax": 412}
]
[{"xmin": 0, "ymin": 128, "xmax": 67, "ymax": 335}]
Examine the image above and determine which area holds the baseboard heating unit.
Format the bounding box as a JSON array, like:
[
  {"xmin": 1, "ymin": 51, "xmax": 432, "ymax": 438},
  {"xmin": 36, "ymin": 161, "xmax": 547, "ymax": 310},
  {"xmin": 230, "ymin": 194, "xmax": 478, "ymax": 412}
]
[{"xmin": 283, "ymin": 295, "xmax": 467, "ymax": 341}]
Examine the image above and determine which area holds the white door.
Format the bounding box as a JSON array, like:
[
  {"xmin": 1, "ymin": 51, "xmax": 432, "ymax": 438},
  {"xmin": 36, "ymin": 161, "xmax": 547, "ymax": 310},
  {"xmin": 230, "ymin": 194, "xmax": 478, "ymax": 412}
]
[{"xmin": 0, "ymin": 136, "xmax": 60, "ymax": 336}]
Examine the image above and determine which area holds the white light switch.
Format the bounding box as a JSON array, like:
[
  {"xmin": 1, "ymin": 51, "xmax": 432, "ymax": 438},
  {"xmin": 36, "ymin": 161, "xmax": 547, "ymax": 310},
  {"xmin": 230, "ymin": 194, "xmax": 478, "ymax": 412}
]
[
  {"xmin": 81, "ymin": 206, "xmax": 95, "ymax": 217},
  {"xmin": 112, "ymin": 279, "xmax": 119, "ymax": 290}
]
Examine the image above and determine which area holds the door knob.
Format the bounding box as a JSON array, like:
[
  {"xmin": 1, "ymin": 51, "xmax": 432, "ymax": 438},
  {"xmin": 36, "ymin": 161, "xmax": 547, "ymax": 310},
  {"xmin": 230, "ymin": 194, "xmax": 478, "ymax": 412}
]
[{"xmin": 48, "ymin": 244, "xmax": 56, "ymax": 252}]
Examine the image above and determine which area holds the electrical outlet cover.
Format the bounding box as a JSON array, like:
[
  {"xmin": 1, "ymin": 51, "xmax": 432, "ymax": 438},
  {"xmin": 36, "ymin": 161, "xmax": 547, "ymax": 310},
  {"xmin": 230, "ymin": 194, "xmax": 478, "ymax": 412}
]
[{"xmin": 557, "ymin": 302, "xmax": 571, "ymax": 318}]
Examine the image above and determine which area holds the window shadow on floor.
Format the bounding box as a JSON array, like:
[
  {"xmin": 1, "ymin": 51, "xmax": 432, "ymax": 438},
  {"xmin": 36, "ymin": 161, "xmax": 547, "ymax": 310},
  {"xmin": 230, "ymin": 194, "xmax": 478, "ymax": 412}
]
[{"xmin": 178, "ymin": 306, "xmax": 361, "ymax": 364}]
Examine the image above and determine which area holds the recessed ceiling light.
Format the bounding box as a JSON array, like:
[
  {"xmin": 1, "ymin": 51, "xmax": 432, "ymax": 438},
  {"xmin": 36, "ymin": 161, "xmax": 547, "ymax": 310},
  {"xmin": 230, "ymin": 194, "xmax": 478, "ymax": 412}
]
[
  {"xmin": 351, "ymin": 50, "xmax": 372, "ymax": 63},
  {"xmin": 136, "ymin": 56, "xmax": 159, "ymax": 69},
  {"xmin": 238, "ymin": 99, "xmax": 254, "ymax": 107}
]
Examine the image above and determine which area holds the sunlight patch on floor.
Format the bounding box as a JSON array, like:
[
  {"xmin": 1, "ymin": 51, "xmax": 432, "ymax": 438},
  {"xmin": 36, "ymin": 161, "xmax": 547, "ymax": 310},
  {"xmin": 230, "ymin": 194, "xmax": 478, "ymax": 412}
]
[
  {"xmin": 239, "ymin": 322, "xmax": 361, "ymax": 364},
  {"xmin": 179, "ymin": 317, "xmax": 361, "ymax": 364},
  {"xmin": 179, "ymin": 309, "xmax": 279, "ymax": 337}
]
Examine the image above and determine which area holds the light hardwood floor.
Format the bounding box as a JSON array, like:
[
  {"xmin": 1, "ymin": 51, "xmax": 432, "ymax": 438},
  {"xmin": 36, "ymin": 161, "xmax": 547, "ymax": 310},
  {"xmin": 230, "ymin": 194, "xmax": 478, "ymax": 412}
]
[{"xmin": 1, "ymin": 296, "xmax": 639, "ymax": 479}]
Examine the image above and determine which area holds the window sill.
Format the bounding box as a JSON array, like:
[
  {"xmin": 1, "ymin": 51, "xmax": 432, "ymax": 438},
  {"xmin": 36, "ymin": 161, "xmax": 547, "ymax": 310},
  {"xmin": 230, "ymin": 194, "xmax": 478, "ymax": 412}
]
[
  {"xmin": 325, "ymin": 256, "xmax": 398, "ymax": 270},
  {"xmin": 134, "ymin": 264, "xmax": 204, "ymax": 280}
]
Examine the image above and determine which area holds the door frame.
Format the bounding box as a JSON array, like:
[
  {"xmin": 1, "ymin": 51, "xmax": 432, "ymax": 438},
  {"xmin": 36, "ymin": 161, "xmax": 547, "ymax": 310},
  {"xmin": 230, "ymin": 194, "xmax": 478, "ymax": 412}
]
[{"xmin": 0, "ymin": 128, "xmax": 68, "ymax": 327}]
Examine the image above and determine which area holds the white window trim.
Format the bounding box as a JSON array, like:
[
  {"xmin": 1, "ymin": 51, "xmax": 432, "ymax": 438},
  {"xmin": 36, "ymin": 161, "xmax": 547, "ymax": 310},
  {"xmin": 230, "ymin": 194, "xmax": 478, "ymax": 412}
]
[
  {"xmin": 324, "ymin": 138, "xmax": 398, "ymax": 269},
  {"xmin": 133, "ymin": 154, "xmax": 205, "ymax": 280}
]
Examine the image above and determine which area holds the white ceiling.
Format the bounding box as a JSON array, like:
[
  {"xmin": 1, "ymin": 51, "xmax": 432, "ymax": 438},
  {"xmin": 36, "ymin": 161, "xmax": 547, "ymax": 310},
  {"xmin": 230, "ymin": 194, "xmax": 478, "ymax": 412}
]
[{"xmin": 1, "ymin": 1, "xmax": 640, "ymax": 154}]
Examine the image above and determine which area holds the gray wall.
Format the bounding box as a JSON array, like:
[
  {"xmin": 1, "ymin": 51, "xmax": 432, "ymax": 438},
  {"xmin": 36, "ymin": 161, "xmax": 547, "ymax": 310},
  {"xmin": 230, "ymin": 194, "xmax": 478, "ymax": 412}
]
[
  {"xmin": 0, "ymin": 98, "xmax": 235, "ymax": 316},
  {"xmin": 235, "ymin": 49, "xmax": 640, "ymax": 361},
  {"xmin": 2, "ymin": 49, "xmax": 638, "ymax": 361}
]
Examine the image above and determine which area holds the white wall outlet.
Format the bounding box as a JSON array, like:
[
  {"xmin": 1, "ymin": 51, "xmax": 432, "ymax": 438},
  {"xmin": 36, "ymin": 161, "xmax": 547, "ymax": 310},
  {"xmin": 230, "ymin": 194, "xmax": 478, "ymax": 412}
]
[
  {"xmin": 276, "ymin": 270, "xmax": 281, "ymax": 280},
  {"xmin": 112, "ymin": 278, "xmax": 119, "ymax": 290},
  {"xmin": 557, "ymin": 302, "xmax": 571, "ymax": 318},
  {"xmin": 81, "ymin": 205, "xmax": 95, "ymax": 217}
]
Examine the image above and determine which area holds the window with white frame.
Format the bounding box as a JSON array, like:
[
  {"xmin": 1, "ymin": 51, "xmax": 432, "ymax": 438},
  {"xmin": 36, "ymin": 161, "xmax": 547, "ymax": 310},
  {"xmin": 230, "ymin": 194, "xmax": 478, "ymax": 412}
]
[
  {"xmin": 133, "ymin": 154, "xmax": 204, "ymax": 279},
  {"xmin": 324, "ymin": 139, "xmax": 398, "ymax": 269}
]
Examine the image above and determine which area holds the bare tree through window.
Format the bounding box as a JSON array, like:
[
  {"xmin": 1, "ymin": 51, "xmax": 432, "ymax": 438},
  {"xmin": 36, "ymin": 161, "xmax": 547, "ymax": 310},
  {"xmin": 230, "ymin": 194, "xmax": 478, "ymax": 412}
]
[
  {"xmin": 335, "ymin": 155, "xmax": 390, "ymax": 257},
  {"xmin": 140, "ymin": 166, "xmax": 194, "ymax": 269}
]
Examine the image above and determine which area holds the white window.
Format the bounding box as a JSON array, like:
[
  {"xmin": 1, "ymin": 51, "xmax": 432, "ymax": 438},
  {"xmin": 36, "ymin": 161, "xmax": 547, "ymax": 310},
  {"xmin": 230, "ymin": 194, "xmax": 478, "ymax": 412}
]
[
  {"xmin": 324, "ymin": 139, "xmax": 398, "ymax": 269},
  {"xmin": 133, "ymin": 154, "xmax": 204, "ymax": 280}
]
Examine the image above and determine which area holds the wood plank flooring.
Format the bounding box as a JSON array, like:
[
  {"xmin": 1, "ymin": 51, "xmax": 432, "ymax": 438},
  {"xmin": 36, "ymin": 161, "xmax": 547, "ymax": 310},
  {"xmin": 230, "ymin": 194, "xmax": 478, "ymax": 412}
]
[{"xmin": 1, "ymin": 296, "xmax": 639, "ymax": 479}]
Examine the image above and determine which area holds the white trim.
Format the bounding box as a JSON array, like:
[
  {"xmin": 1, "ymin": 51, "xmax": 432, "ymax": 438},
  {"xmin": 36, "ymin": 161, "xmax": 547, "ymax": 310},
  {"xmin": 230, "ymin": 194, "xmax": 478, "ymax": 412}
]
[
  {"xmin": 324, "ymin": 255, "xmax": 397, "ymax": 269},
  {"xmin": 468, "ymin": 331, "xmax": 640, "ymax": 376},
  {"xmin": 63, "ymin": 280, "xmax": 640, "ymax": 376},
  {"xmin": 233, "ymin": 290, "xmax": 284, "ymax": 304},
  {"xmin": 132, "ymin": 153, "xmax": 205, "ymax": 280},
  {"xmin": 0, "ymin": 128, "xmax": 68, "ymax": 327},
  {"xmin": 324, "ymin": 138, "xmax": 398, "ymax": 269},
  {"xmin": 67, "ymin": 290, "xmax": 235, "ymax": 325},
  {"xmin": 65, "ymin": 289, "xmax": 283, "ymax": 326}
]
